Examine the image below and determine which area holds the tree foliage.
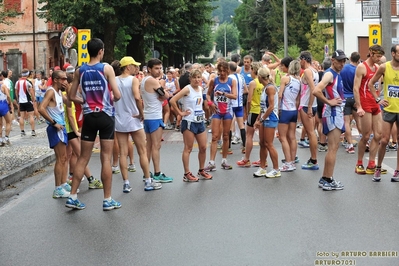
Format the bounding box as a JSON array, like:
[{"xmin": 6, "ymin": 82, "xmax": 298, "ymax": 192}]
[
  {"xmin": 0, "ymin": 3, "xmax": 19, "ymax": 40},
  {"xmin": 38, "ymin": 0, "xmax": 215, "ymax": 66},
  {"xmin": 306, "ymin": 13, "xmax": 333, "ymax": 63},
  {"xmin": 214, "ymin": 23, "xmax": 239, "ymax": 57},
  {"xmin": 234, "ymin": 0, "xmax": 316, "ymax": 60}
]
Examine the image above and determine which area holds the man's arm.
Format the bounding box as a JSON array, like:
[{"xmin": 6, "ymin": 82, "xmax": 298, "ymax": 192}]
[
  {"xmin": 368, "ymin": 63, "xmax": 385, "ymax": 101},
  {"xmin": 303, "ymin": 68, "xmax": 316, "ymax": 116},
  {"xmin": 266, "ymin": 52, "xmax": 281, "ymax": 70},
  {"xmin": 69, "ymin": 69, "xmax": 84, "ymax": 105},
  {"xmin": 131, "ymin": 77, "xmax": 144, "ymax": 119},
  {"xmin": 104, "ymin": 64, "xmax": 121, "ymax": 102},
  {"xmin": 353, "ymin": 64, "xmax": 366, "ymax": 113},
  {"xmin": 313, "ymin": 72, "xmax": 334, "ymax": 105}
]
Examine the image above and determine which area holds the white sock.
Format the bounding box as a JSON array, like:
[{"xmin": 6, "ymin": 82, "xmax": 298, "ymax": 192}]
[
  {"xmin": 69, "ymin": 194, "xmax": 77, "ymax": 200},
  {"xmin": 209, "ymin": 160, "xmax": 215, "ymax": 165},
  {"xmin": 124, "ymin": 180, "xmax": 129, "ymax": 185},
  {"xmin": 222, "ymin": 158, "xmax": 227, "ymax": 163},
  {"xmin": 145, "ymin": 178, "xmax": 152, "ymax": 183},
  {"xmin": 104, "ymin": 197, "xmax": 111, "ymax": 201}
]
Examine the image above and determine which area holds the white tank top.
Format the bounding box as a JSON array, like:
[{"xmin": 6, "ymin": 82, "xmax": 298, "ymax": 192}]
[
  {"xmin": 140, "ymin": 76, "xmax": 163, "ymax": 120},
  {"xmin": 300, "ymin": 68, "xmax": 319, "ymax": 107},
  {"xmin": 281, "ymin": 76, "xmax": 301, "ymax": 111},
  {"xmin": 229, "ymin": 73, "xmax": 245, "ymax": 108},
  {"xmin": 46, "ymin": 87, "xmax": 65, "ymax": 126},
  {"xmin": 165, "ymin": 78, "xmax": 177, "ymax": 95},
  {"xmin": 16, "ymin": 78, "xmax": 32, "ymax": 103},
  {"xmin": 182, "ymin": 85, "xmax": 205, "ymax": 123},
  {"xmin": 115, "ymin": 76, "xmax": 143, "ymax": 132}
]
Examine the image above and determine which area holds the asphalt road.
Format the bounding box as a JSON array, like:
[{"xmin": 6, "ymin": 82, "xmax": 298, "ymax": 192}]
[{"xmin": 0, "ymin": 130, "xmax": 398, "ymax": 266}]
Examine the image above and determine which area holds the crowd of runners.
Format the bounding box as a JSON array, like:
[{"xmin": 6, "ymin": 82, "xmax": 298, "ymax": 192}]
[{"xmin": 1, "ymin": 38, "xmax": 399, "ymax": 211}]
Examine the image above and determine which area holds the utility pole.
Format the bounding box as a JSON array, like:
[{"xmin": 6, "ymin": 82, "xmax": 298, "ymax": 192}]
[
  {"xmin": 381, "ymin": 0, "xmax": 392, "ymax": 60},
  {"xmin": 224, "ymin": 23, "xmax": 227, "ymax": 58},
  {"xmin": 283, "ymin": 0, "xmax": 288, "ymax": 57}
]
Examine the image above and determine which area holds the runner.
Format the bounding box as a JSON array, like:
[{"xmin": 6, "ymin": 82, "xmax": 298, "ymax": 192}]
[{"xmin": 313, "ymin": 50, "xmax": 347, "ymax": 191}]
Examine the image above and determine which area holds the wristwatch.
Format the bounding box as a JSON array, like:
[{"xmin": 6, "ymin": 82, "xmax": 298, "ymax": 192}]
[
  {"xmin": 51, "ymin": 120, "xmax": 57, "ymax": 126},
  {"xmin": 259, "ymin": 117, "xmax": 265, "ymax": 122},
  {"xmin": 375, "ymin": 97, "xmax": 381, "ymax": 103}
]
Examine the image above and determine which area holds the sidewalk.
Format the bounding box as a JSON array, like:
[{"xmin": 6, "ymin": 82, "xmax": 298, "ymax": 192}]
[{"xmin": 0, "ymin": 120, "xmax": 53, "ymax": 191}]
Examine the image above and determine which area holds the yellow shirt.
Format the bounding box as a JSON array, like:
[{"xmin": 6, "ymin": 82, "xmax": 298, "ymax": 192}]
[
  {"xmin": 249, "ymin": 78, "xmax": 264, "ymax": 114},
  {"xmin": 62, "ymin": 91, "xmax": 78, "ymax": 133},
  {"xmin": 383, "ymin": 61, "xmax": 399, "ymax": 113}
]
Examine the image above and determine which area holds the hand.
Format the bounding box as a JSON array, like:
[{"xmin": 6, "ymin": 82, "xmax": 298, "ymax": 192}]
[
  {"xmin": 307, "ymin": 107, "xmax": 313, "ymax": 118},
  {"xmin": 254, "ymin": 120, "xmax": 261, "ymax": 130},
  {"xmin": 215, "ymin": 90, "xmax": 223, "ymax": 96},
  {"xmin": 54, "ymin": 123, "xmax": 64, "ymax": 131},
  {"xmin": 208, "ymin": 103, "xmax": 216, "ymax": 114},
  {"xmin": 328, "ymin": 97, "xmax": 343, "ymax": 107},
  {"xmin": 133, "ymin": 114, "xmax": 143, "ymax": 121},
  {"xmin": 357, "ymin": 107, "xmax": 365, "ymax": 117},
  {"xmin": 180, "ymin": 109, "xmax": 191, "ymax": 117},
  {"xmin": 75, "ymin": 131, "xmax": 81, "ymax": 138},
  {"xmin": 379, "ymin": 99, "xmax": 389, "ymax": 107}
]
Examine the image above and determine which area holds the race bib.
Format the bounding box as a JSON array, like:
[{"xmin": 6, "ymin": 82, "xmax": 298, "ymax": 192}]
[
  {"xmin": 215, "ymin": 95, "xmax": 228, "ymax": 103},
  {"xmin": 387, "ymin": 85, "xmax": 399, "ymax": 98},
  {"xmin": 194, "ymin": 110, "xmax": 204, "ymax": 122}
]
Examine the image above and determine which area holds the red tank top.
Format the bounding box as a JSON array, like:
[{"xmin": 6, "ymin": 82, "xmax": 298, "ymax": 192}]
[{"xmin": 359, "ymin": 61, "xmax": 377, "ymax": 100}]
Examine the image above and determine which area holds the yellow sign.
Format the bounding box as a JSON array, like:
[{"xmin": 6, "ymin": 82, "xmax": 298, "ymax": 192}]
[
  {"xmin": 78, "ymin": 29, "xmax": 91, "ymax": 66},
  {"xmin": 369, "ymin": 24, "xmax": 381, "ymax": 46}
]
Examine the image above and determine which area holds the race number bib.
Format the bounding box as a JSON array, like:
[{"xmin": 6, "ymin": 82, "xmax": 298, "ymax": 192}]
[
  {"xmin": 194, "ymin": 110, "xmax": 204, "ymax": 122},
  {"xmin": 387, "ymin": 85, "xmax": 399, "ymax": 98},
  {"xmin": 215, "ymin": 95, "xmax": 228, "ymax": 103}
]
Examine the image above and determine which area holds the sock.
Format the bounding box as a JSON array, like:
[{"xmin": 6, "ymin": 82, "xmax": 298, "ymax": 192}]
[
  {"xmin": 56, "ymin": 185, "xmax": 62, "ymax": 189},
  {"xmin": 222, "ymin": 158, "xmax": 227, "ymax": 163},
  {"xmin": 300, "ymin": 138, "xmax": 305, "ymax": 141},
  {"xmin": 154, "ymin": 172, "xmax": 160, "ymax": 176},
  {"xmin": 310, "ymin": 158, "xmax": 317, "ymax": 164},
  {"xmin": 61, "ymin": 182, "xmax": 67, "ymax": 187},
  {"xmin": 124, "ymin": 180, "xmax": 130, "ymax": 185},
  {"xmin": 145, "ymin": 178, "xmax": 152, "ymax": 183},
  {"xmin": 229, "ymin": 130, "xmax": 232, "ymax": 149},
  {"xmin": 368, "ymin": 161, "xmax": 375, "ymax": 168},
  {"xmin": 69, "ymin": 194, "xmax": 77, "ymax": 200},
  {"xmin": 210, "ymin": 160, "xmax": 215, "ymax": 165},
  {"xmin": 357, "ymin": 160, "xmax": 363, "ymax": 166},
  {"xmin": 376, "ymin": 166, "xmax": 381, "ymax": 169},
  {"xmin": 104, "ymin": 197, "xmax": 111, "ymax": 201},
  {"xmin": 198, "ymin": 168, "xmax": 204, "ymax": 172},
  {"xmin": 322, "ymin": 176, "xmax": 332, "ymax": 183},
  {"xmin": 240, "ymin": 128, "xmax": 246, "ymax": 145},
  {"xmin": 87, "ymin": 176, "xmax": 94, "ymax": 182}
]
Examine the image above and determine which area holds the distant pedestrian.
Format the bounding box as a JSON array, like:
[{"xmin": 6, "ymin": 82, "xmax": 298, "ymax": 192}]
[{"xmin": 15, "ymin": 68, "xmax": 36, "ymax": 137}]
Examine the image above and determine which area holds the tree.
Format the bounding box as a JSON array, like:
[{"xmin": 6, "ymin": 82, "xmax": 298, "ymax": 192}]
[
  {"xmin": 0, "ymin": 3, "xmax": 19, "ymax": 40},
  {"xmin": 306, "ymin": 13, "xmax": 333, "ymax": 62},
  {"xmin": 214, "ymin": 23, "xmax": 239, "ymax": 57}
]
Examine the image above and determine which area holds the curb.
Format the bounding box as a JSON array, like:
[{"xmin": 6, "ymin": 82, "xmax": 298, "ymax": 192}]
[{"xmin": 0, "ymin": 152, "xmax": 55, "ymax": 191}]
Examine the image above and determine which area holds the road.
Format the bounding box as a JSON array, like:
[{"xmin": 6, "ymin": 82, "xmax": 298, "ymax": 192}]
[{"xmin": 0, "ymin": 130, "xmax": 398, "ymax": 266}]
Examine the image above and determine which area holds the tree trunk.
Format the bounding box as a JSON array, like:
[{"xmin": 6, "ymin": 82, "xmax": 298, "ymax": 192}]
[
  {"xmin": 103, "ymin": 21, "xmax": 117, "ymax": 63},
  {"xmin": 126, "ymin": 34, "xmax": 145, "ymax": 65}
]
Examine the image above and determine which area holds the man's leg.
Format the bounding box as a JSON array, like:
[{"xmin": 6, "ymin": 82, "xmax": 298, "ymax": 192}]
[
  {"xmin": 368, "ymin": 112, "xmax": 382, "ymax": 169},
  {"xmin": 376, "ymin": 120, "xmax": 392, "ymax": 170},
  {"xmin": 322, "ymin": 128, "xmax": 341, "ymax": 178},
  {"xmin": 131, "ymin": 130, "xmax": 151, "ymax": 179},
  {"xmin": 53, "ymin": 142, "xmax": 67, "ymax": 186},
  {"xmin": 149, "ymin": 126, "xmax": 163, "ymax": 173},
  {"xmin": 71, "ymin": 140, "xmax": 94, "ymax": 194},
  {"xmin": 99, "ymin": 139, "xmax": 114, "ymax": 199},
  {"xmin": 357, "ymin": 112, "xmax": 373, "ymax": 166}
]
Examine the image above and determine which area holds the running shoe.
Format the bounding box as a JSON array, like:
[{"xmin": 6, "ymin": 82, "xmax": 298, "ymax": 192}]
[
  {"xmin": 204, "ymin": 162, "xmax": 217, "ymax": 172},
  {"xmin": 391, "ymin": 170, "xmax": 399, "ymax": 182},
  {"xmin": 123, "ymin": 183, "xmax": 132, "ymax": 193},
  {"xmin": 281, "ymin": 156, "xmax": 299, "ymax": 164},
  {"xmin": 103, "ymin": 198, "xmax": 122, "ymax": 211},
  {"xmin": 165, "ymin": 124, "xmax": 174, "ymax": 130},
  {"xmin": 298, "ymin": 140, "xmax": 309, "ymax": 148},
  {"xmin": 236, "ymin": 158, "xmax": 251, "ymax": 168},
  {"xmin": 372, "ymin": 168, "xmax": 381, "ymax": 182},
  {"xmin": 31, "ymin": 130, "xmax": 36, "ymax": 137},
  {"xmin": 252, "ymin": 160, "xmax": 261, "ymax": 167},
  {"xmin": 347, "ymin": 146, "xmax": 355, "ymax": 154},
  {"xmin": 217, "ymin": 140, "xmax": 223, "ymax": 149},
  {"xmin": 128, "ymin": 164, "xmax": 136, "ymax": 172},
  {"xmin": 318, "ymin": 144, "xmax": 328, "ymax": 152},
  {"xmin": 153, "ymin": 172, "xmax": 173, "ymax": 183},
  {"xmin": 389, "ymin": 143, "xmax": 398, "ymax": 151},
  {"xmin": 266, "ymin": 169, "xmax": 281, "ymax": 178},
  {"xmin": 112, "ymin": 165, "xmax": 120, "ymax": 174},
  {"xmin": 322, "ymin": 179, "xmax": 344, "ymax": 191},
  {"xmin": 65, "ymin": 197, "xmax": 86, "ymax": 210},
  {"xmin": 197, "ymin": 169, "xmax": 212, "ymax": 180},
  {"xmin": 144, "ymin": 179, "xmax": 162, "ymax": 191},
  {"xmin": 232, "ymin": 137, "xmax": 241, "ymax": 144},
  {"xmin": 241, "ymin": 146, "xmax": 246, "ymax": 154},
  {"xmin": 318, "ymin": 177, "xmax": 326, "ymax": 188},
  {"xmin": 301, "ymin": 159, "xmax": 319, "ymax": 170},
  {"xmin": 21, "ymin": 131, "xmax": 26, "ymax": 137},
  {"xmin": 175, "ymin": 125, "xmax": 180, "ymax": 131},
  {"xmin": 279, "ymin": 162, "xmax": 294, "ymax": 172},
  {"xmin": 221, "ymin": 161, "xmax": 233, "ymax": 170},
  {"xmin": 61, "ymin": 183, "xmax": 72, "ymax": 192},
  {"xmin": 88, "ymin": 178, "xmax": 103, "ymax": 189},
  {"xmin": 183, "ymin": 172, "xmax": 199, "ymax": 182},
  {"xmin": 52, "ymin": 187, "xmax": 70, "ymax": 198},
  {"xmin": 355, "ymin": 165, "xmax": 366, "ymax": 175},
  {"xmin": 365, "ymin": 167, "xmax": 387, "ymax": 175},
  {"xmin": 253, "ymin": 168, "xmax": 267, "ymax": 177}
]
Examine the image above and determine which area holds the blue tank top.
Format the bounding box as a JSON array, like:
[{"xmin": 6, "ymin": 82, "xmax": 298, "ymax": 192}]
[
  {"xmin": 213, "ymin": 77, "xmax": 233, "ymax": 114},
  {"xmin": 240, "ymin": 67, "xmax": 253, "ymax": 86},
  {"xmin": 79, "ymin": 63, "xmax": 114, "ymax": 116},
  {"xmin": 340, "ymin": 64, "xmax": 356, "ymax": 98}
]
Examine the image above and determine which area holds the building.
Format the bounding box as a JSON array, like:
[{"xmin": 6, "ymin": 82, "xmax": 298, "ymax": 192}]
[
  {"xmin": 317, "ymin": 0, "xmax": 399, "ymax": 59},
  {"xmin": 0, "ymin": 0, "xmax": 63, "ymax": 83}
]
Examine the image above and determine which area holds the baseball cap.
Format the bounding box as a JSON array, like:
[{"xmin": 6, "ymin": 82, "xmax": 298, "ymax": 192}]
[
  {"xmin": 332, "ymin": 50, "xmax": 348, "ymax": 60},
  {"xmin": 66, "ymin": 66, "xmax": 75, "ymax": 74},
  {"xmin": 120, "ymin": 56, "xmax": 141, "ymax": 67},
  {"xmin": 63, "ymin": 63, "xmax": 71, "ymax": 70}
]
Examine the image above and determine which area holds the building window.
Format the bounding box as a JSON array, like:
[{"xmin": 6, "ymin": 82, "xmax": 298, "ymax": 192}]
[{"xmin": 4, "ymin": 0, "xmax": 21, "ymax": 13}]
